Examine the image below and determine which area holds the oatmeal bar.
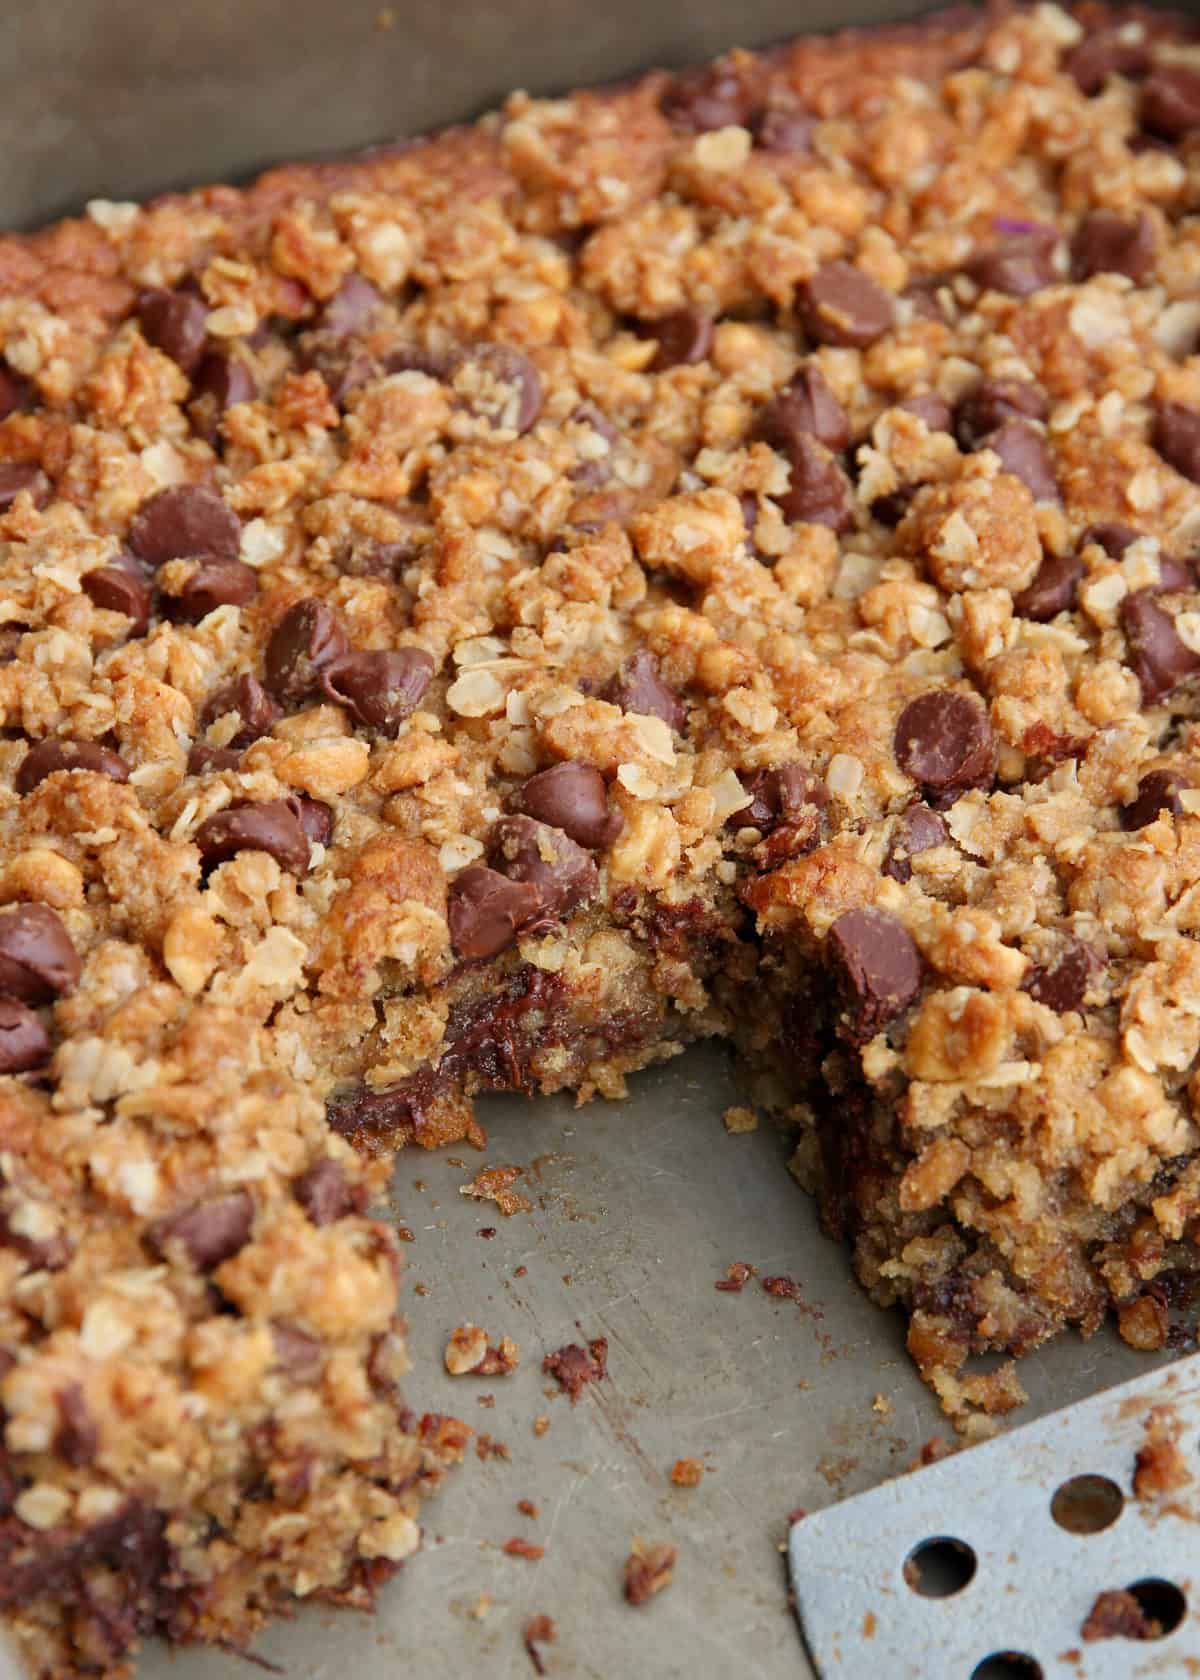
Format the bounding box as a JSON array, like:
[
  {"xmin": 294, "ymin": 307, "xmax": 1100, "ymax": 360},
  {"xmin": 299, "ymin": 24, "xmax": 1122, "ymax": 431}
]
[{"xmin": 2, "ymin": 0, "xmax": 1200, "ymax": 1669}]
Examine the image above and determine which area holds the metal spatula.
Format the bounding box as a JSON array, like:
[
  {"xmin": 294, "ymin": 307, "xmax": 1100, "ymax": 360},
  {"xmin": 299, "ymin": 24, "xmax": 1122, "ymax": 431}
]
[{"xmin": 789, "ymin": 1353, "xmax": 1200, "ymax": 1679}]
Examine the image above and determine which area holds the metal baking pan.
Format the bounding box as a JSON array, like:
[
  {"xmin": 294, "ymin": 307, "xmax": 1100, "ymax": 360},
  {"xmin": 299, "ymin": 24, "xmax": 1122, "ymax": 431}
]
[{"xmin": 0, "ymin": 4, "xmax": 1186, "ymax": 1676}]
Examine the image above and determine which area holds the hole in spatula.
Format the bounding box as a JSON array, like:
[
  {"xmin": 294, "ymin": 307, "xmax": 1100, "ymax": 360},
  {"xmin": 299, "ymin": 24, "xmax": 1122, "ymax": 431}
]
[
  {"xmin": 1050, "ymin": 1473, "xmax": 1124, "ymax": 1534},
  {"xmin": 903, "ymin": 1536, "xmax": 976, "ymax": 1597},
  {"xmin": 1127, "ymin": 1578, "xmax": 1187, "ymax": 1637},
  {"xmin": 970, "ymin": 1655, "xmax": 1043, "ymax": 1680}
]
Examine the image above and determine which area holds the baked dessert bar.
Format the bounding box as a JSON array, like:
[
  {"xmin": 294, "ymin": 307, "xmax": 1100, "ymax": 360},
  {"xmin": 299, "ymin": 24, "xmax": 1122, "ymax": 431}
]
[{"xmin": 1, "ymin": 0, "xmax": 1199, "ymax": 1669}]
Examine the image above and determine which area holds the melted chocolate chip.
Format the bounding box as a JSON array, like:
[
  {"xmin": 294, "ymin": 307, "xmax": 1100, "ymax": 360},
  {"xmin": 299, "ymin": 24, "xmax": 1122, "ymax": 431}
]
[
  {"xmin": 567, "ymin": 402, "xmax": 620, "ymax": 485},
  {"xmin": 0, "ymin": 464, "xmax": 49, "ymax": 512},
  {"xmin": 447, "ymin": 865, "xmax": 541, "ymax": 960},
  {"xmin": 517, "ymin": 762, "xmax": 623, "ymax": 849},
  {"xmin": 191, "ymin": 350, "xmax": 256, "ymax": 413},
  {"xmin": 491, "ymin": 814, "xmax": 598, "ymax": 917},
  {"xmin": 603, "ymin": 651, "xmax": 687, "ymax": 732},
  {"xmin": 1022, "ymin": 936, "xmax": 1099, "ymax": 1012},
  {"xmin": 799, "ymin": 262, "xmax": 895, "ymax": 349},
  {"xmin": 661, "ymin": 59, "xmax": 758, "ymax": 131},
  {"xmin": 319, "ymin": 274, "xmax": 383, "ymax": 339},
  {"xmin": 1080, "ymin": 521, "xmax": 1141, "ymax": 558},
  {"xmin": 778, "ymin": 434, "xmax": 854, "ymax": 530},
  {"xmin": 386, "ymin": 344, "xmax": 458, "ymax": 380},
  {"xmin": 954, "ymin": 378, "xmax": 1048, "ymax": 451},
  {"xmin": 15, "ymin": 738, "xmax": 129, "ymax": 796},
  {"xmin": 1066, "ymin": 32, "xmax": 1150, "ymax": 95},
  {"xmin": 0, "ymin": 999, "xmax": 50, "ymax": 1074},
  {"xmin": 1121, "ymin": 767, "xmax": 1191, "ymax": 829},
  {"xmin": 271, "ymin": 1322, "xmax": 324, "ymax": 1380},
  {"xmin": 294, "ymin": 796, "xmax": 334, "ymax": 849},
  {"xmin": 187, "ymin": 742, "xmax": 242, "ymax": 775},
  {"xmin": 826, "ymin": 906, "xmax": 923, "ymax": 1044},
  {"xmin": 165, "ymin": 558, "xmax": 258, "ymax": 623},
  {"xmin": 898, "ymin": 392, "xmax": 953, "ymax": 433},
  {"xmin": 81, "ymin": 558, "xmax": 151, "ymax": 634},
  {"xmin": 52, "ymin": 1385, "xmax": 97, "ymax": 1468},
  {"xmin": 1141, "ymin": 65, "xmax": 1200, "ymax": 140},
  {"xmin": 642, "ymin": 308, "xmax": 714, "ymax": 372},
  {"xmin": 265, "ymin": 598, "xmax": 349, "ymax": 704},
  {"xmin": 733, "ymin": 762, "xmax": 827, "ymax": 833},
  {"xmin": 0, "ymin": 363, "xmax": 31, "ymax": 422},
  {"xmin": 147, "ymin": 1190, "xmax": 254, "ymax": 1270},
  {"xmin": 1013, "ymin": 550, "xmax": 1083, "ymax": 620},
  {"xmin": 883, "ymin": 804, "xmax": 950, "ymax": 883},
  {"xmin": 137, "ymin": 287, "xmax": 208, "ymax": 375},
  {"xmin": 751, "ymin": 102, "xmax": 814, "ymax": 152},
  {"xmin": 967, "ymin": 227, "xmax": 1059, "ymax": 296},
  {"xmin": 128, "ymin": 485, "xmax": 241, "ymax": 565},
  {"xmin": 464, "ymin": 344, "xmax": 543, "ymax": 433},
  {"xmin": 894, "ymin": 690, "xmax": 996, "ymax": 798},
  {"xmin": 1071, "ymin": 210, "xmax": 1156, "ymax": 283},
  {"xmin": 1154, "ymin": 400, "xmax": 1200, "ymax": 483},
  {"xmin": 293, "ymin": 1157, "xmax": 361, "ymax": 1225},
  {"xmin": 194, "ymin": 798, "xmax": 312, "ymax": 877},
  {"xmin": 201, "ymin": 674, "xmax": 281, "ymax": 750},
  {"xmin": 983, "ymin": 417, "xmax": 1059, "ymax": 501},
  {"xmin": 0, "ymin": 905, "xmax": 80, "ymax": 1004},
  {"xmin": 321, "ymin": 647, "xmax": 436, "ymax": 734},
  {"xmin": 756, "ymin": 365, "xmax": 850, "ymax": 454},
  {"xmin": 1120, "ymin": 587, "xmax": 1200, "ymax": 703}
]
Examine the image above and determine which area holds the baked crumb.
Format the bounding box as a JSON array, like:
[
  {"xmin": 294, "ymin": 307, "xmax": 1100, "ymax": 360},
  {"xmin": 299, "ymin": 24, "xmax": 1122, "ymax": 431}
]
[
  {"xmin": 523, "ymin": 1613, "xmax": 557, "ymax": 1675},
  {"xmin": 444, "ymin": 1324, "xmax": 520, "ymax": 1376},
  {"xmin": 1133, "ymin": 1404, "xmax": 1193, "ymax": 1501},
  {"xmin": 459, "ymin": 1165, "xmax": 533, "ymax": 1217},
  {"xmin": 670, "ymin": 1458, "xmax": 704, "ymax": 1488},
  {"xmin": 1081, "ymin": 1589, "xmax": 1160, "ymax": 1642},
  {"xmin": 502, "ymin": 1537, "xmax": 545, "ymax": 1561},
  {"xmin": 623, "ymin": 1539, "xmax": 678, "ymax": 1606},
  {"xmin": 542, "ymin": 1336, "xmax": 608, "ymax": 1401},
  {"xmin": 722, "ymin": 1105, "xmax": 758, "ymax": 1134}
]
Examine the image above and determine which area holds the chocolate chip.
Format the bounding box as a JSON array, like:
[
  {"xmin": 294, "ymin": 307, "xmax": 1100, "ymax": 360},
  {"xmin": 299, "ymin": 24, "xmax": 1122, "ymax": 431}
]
[
  {"xmin": 53, "ymin": 1385, "xmax": 97, "ymax": 1468},
  {"xmin": 321, "ymin": 647, "xmax": 436, "ymax": 734},
  {"xmin": 826, "ymin": 906, "xmax": 923, "ymax": 1043},
  {"xmin": 1141, "ymin": 65, "xmax": 1200, "ymax": 140},
  {"xmin": 954, "ymin": 378, "xmax": 1048, "ymax": 450},
  {"xmin": 983, "ymin": 418, "xmax": 1059, "ymax": 501},
  {"xmin": 517, "ymin": 762, "xmax": 623, "ymax": 849},
  {"xmin": 308, "ymin": 344, "xmax": 379, "ymax": 407},
  {"xmin": 642, "ymin": 308, "xmax": 714, "ymax": 372},
  {"xmin": 194, "ymin": 798, "xmax": 312, "ymax": 877},
  {"xmin": 165, "ymin": 558, "xmax": 258, "ymax": 623},
  {"xmin": 294, "ymin": 796, "xmax": 334, "ymax": 849},
  {"xmin": 883, "ymin": 803, "xmax": 950, "ymax": 883},
  {"xmin": 1121, "ymin": 767, "xmax": 1190, "ymax": 829},
  {"xmin": 188, "ymin": 742, "xmax": 242, "ymax": 775},
  {"xmin": 271, "ymin": 1321, "xmax": 324, "ymax": 1380},
  {"xmin": 1120, "ymin": 588, "xmax": 1200, "ymax": 703},
  {"xmin": 1013, "ymin": 550, "xmax": 1083, "ymax": 620},
  {"xmin": 0, "ymin": 999, "xmax": 50, "ymax": 1074},
  {"xmin": 1066, "ymin": 32, "xmax": 1151, "ymax": 95},
  {"xmin": 293, "ymin": 1157, "xmax": 360, "ymax": 1225},
  {"xmin": 191, "ymin": 350, "xmax": 256, "ymax": 411},
  {"xmin": 567, "ymin": 402, "xmax": 619, "ymax": 485},
  {"xmin": 464, "ymin": 344, "xmax": 543, "ymax": 432},
  {"xmin": 967, "ymin": 230, "xmax": 1058, "ymax": 296},
  {"xmin": 15, "ymin": 738, "xmax": 130, "ymax": 796},
  {"xmin": 0, "ymin": 363, "xmax": 31, "ymax": 422},
  {"xmin": 318, "ymin": 274, "xmax": 383, "ymax": 340},
  {"xmin": 756, "ymin": 365, "xmax": 850, "ymax": 454},
  {"xmin": 265, "ymin": 598, "xmax": 349, "ymax": 704},
  {"xmin": 1154, "ymin": 401, "xmax": 1200, "ymax": 483},
  {"xmin": 81, "ymin": 558, "xmax": 151, "ymax": 634},
  {"xmin": 898, "ymin": 392, "xmax": 953, "ymax": 433},
  {"xmin": 385, "ymin": 344, "xmax": 458, "ymax": 380},
  {"xmin": 1071, "ymin": 210, "xmax": 1156, "ymax": 283},
  {"xmin": 0, "ymin": 905, "xmax": 80, "ymax": 1004},
  {"xmin": 137, "ymin": 287, "xmax": 208, "ymax": 375},
  {"xmin": 894, "ymin": 690, "xmax": 996, "ymax": 798},
  {"xmin": 447, "ymin": 864, "xmax": 541, "ymax": 960},
  {"xmin": 732, "ymin": 762, "xmax": 827, "ymax": 832},
  {"xmin": 603, "ymin": 651, "xmax": 687, "ymax": 732},
  {"xmin": 201, "ymin": 674, "xmax": 281, "ymax": 749},
  {"xmin": 491, "ymin": 814, "xmax": 598, "ymax": 917},
  {"xmin": 777, "ymin": 434, "xmax": 854, "ymax": 531},
  {"xmin": 798, "ymin": 262, "xmax": 895, "ymax": 349},
  {"xmin": 902, "ymin": 276, "xmax": 953, "ymax": 322},
  {"xmin": 147, "ymin": 1190, "xmax": 254, "ymax": 1270},
  {"xmin": 128, "ymin": 485, "xmax": 241, "ymax": 565},
  {"xmin": 870, "ymin": 487, "xmax": 916, "ymax": 528},
  {"xmin": 751, "ymin": 102, "xmax": 814, "ymax": 152},
  {"xmin": 1080, "ymin": 521, "xmax": 1141, "ymax": 559},
  {"xmin": 0, "ymin": 464, "xmax": 49, "ymax": 511},
  {"xmin": 1158, "ymin": 554, "xmax": 1194, "ymax": 591},
  {"xmin": 661, "ymin": 60, "xmax": 758, "ymax": 131},
  {"xmin": 1022, "ymin": 936, "xmax": 1099, "ymax": 1013}
]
